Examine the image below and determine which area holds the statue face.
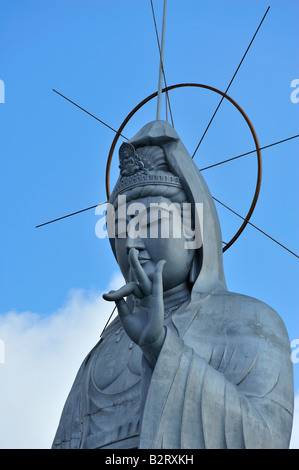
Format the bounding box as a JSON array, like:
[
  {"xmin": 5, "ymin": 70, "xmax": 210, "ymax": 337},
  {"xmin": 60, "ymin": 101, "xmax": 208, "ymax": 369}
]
[{"xmin": 113, "ymin": 195, "xmax": 195, "ymax": 292}]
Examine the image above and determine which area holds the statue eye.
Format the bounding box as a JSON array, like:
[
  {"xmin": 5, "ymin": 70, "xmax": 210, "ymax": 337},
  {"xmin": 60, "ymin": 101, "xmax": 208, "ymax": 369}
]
[
  {"xmin": 138, "ymin": 212, "xmax": 149, "ymax": 228},
  {"xmin": 115, "ymin": 217, "xmax": 128, "ymax": 238},
  {"xmin": 149, "ymin": 211, "xmax": 168, "ymax": 224},
  {"xmin": 125, "ymin": 212, "xmax": 149, "ymax": 239}
]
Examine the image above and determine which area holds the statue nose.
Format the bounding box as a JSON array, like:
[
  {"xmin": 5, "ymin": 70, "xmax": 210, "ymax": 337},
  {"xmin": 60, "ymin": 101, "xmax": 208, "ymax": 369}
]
[{"xmin": 126, "ymin": 234, "xmax": 146, "ymax": 253}]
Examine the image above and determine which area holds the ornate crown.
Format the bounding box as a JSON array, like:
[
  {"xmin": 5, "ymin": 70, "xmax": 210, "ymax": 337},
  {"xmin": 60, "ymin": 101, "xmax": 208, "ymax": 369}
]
[
  {"xmin": 119, "ymin": 142, "xmax": 154, "ymax": 179},
  {"xmin": 109, "ymin": 142, "xmax": 182, "ymax": 203}
]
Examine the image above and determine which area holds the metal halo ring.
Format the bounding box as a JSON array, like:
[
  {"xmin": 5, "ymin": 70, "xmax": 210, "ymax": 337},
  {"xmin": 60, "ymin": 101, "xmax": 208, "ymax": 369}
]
[{"xmin": 105, "ymin": 83, "xmax": 262, "ymax": 253}]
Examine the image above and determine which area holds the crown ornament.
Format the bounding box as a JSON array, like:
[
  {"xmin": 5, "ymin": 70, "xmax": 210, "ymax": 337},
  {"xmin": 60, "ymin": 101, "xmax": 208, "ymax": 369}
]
[
  {"xmin": 119, "ymin": 142, "xmax": 154, "ymax": 179},
  {"xmin": 109, "ymin": 142, "xmax": 182, "ymax": 203}
]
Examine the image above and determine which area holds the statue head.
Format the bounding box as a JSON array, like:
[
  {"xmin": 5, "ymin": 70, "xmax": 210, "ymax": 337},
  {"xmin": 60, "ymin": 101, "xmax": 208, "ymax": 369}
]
[{"xmin": 107, "ymin": 120, "xmax": 227, "ymax": 299}]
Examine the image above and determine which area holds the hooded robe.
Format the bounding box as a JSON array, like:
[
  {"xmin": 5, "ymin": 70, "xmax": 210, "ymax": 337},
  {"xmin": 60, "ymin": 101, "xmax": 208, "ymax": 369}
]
[{"xmin": 52, "ymin": 121, "xmax": 294, "ymax": 449}]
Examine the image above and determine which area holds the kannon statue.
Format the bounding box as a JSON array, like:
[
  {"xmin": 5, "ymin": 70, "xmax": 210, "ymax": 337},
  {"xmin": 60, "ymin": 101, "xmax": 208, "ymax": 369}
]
[{"xmin": 52, "ymin": 120, "xmax": 294, "ymax": 449}]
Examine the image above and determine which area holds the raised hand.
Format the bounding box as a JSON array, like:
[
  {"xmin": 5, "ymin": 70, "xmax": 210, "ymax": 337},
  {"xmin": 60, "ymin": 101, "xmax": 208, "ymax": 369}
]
[{"xmin": 103, "ymin": 248, "xmax": 166, "ymax": 366}]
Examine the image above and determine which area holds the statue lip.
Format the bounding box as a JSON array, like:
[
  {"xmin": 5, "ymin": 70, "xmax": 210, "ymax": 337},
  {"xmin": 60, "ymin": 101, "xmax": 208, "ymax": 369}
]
[
  {"xmin": 139, "ymin": 259, "xmax": 150, "ymax": 265},
  {"xmin": 138, "ymin": 251, "xmax": 151, "ymax": 264}
]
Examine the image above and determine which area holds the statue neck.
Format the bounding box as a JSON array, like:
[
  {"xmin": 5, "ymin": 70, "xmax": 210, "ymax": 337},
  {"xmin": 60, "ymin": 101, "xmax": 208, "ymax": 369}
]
[{"xmin": 163, "ymin": 282, "xmax": 191, "ymax": 309}]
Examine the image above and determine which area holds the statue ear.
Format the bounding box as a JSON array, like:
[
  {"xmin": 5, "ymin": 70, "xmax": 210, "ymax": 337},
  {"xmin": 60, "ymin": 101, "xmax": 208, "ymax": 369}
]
[{"xmin": 189, "ymin": 248, "xmax": 202, "ymax": 284}]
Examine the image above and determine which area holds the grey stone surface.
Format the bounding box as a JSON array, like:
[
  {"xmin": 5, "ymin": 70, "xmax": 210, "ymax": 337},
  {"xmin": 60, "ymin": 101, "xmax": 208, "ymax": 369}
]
[{"xmin": 52, "ymin": 120, "xmax": 294, "ymax": 449}]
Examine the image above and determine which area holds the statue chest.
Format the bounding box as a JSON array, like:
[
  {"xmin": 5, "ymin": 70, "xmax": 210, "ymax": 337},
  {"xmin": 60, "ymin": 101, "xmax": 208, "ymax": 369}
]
[{"xmin": 89, "ymin": 326, "xmax": 142, "ymax": 397}]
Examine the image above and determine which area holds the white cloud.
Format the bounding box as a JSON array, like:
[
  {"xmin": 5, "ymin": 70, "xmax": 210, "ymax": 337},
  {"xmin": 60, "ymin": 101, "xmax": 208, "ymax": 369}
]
[
  {"xmin": 290, "ymin": 390, "xmax": 299, "ymax": 449},
  {"xmin": 0, "ymin": 272, "xmax": 123, "ymax": 449},
  {"xmin": 0, "ymin": 272, "xmax": 298, "ymax": 449}
]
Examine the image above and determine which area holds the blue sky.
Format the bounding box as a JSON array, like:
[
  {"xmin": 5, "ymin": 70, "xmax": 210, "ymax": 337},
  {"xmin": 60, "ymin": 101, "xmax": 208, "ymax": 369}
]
[{"xmin": 0, "ymin": 0, "xmax": 298, "ymax": 448}]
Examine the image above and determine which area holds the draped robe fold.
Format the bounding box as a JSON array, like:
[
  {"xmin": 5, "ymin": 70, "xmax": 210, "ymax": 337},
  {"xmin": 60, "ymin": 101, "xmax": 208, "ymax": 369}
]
[
  {"xmin": 139, "ymin": 292, "xmax": 293, "ymax": 449},
  {"xmin": 52, "ymin": 290, "xmax": 293, "ymax": 449}
]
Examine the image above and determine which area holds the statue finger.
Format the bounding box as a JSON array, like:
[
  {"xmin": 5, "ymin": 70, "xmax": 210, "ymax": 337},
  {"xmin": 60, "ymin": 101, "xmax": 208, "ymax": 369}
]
[
  {"xmin": 152, "ymin": 260, "xmax": 166, "ymax": 298},
  {"xmin": 114, "ymin": 298, "xmax": 131, "ymax": 320},
  {"xmin": 129, "ymin": 248, "xmax": 152, "ymax": 295},
  {"xmin": 102, "ymin": 282, "xmax": 143, "ymax": 302}
]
